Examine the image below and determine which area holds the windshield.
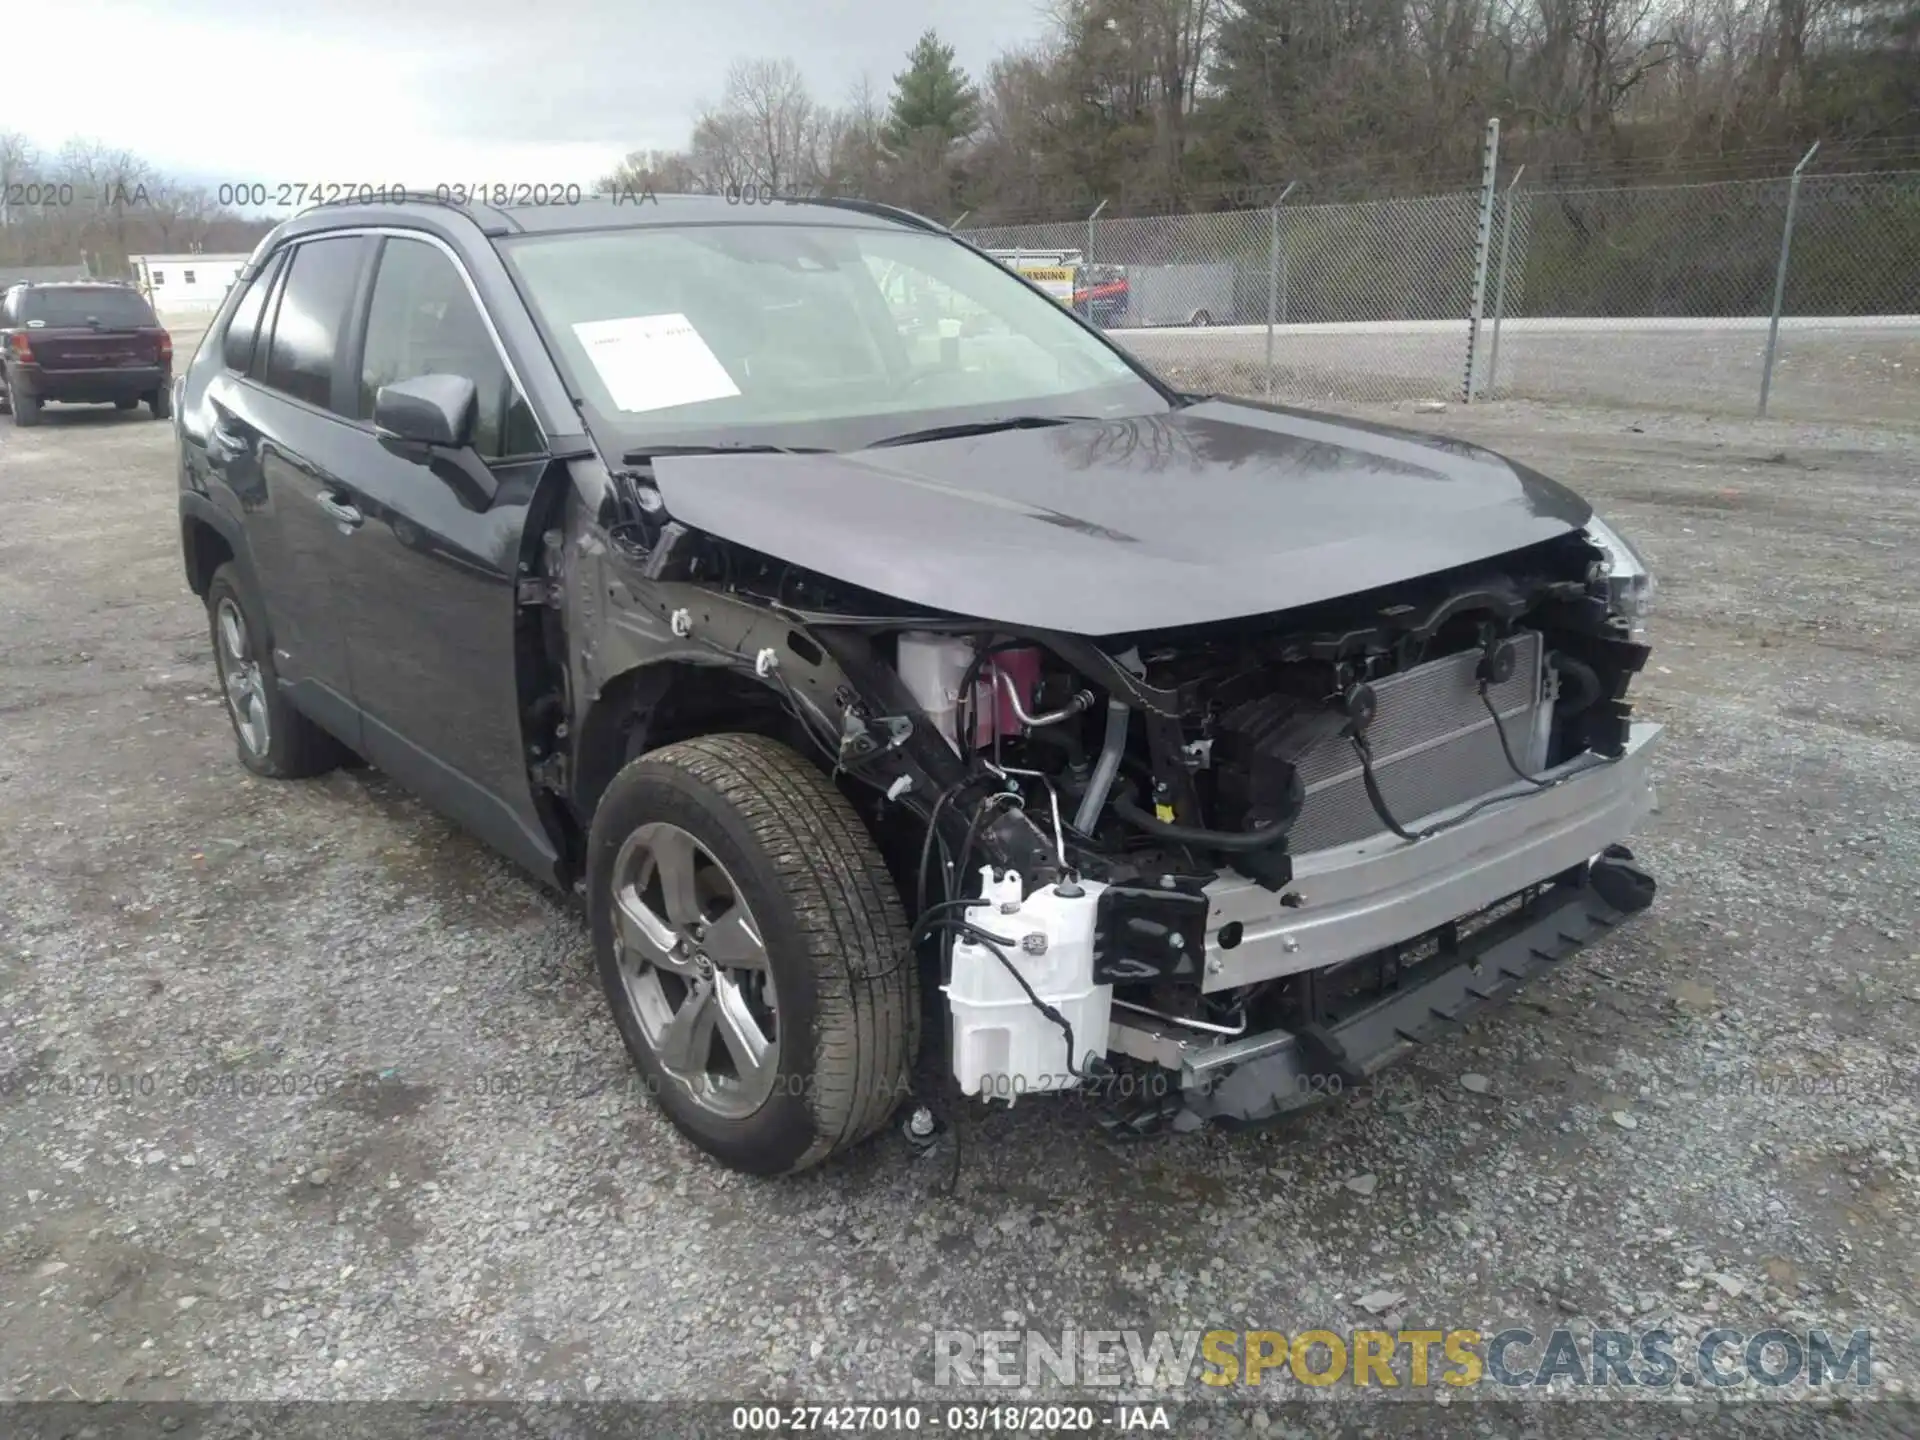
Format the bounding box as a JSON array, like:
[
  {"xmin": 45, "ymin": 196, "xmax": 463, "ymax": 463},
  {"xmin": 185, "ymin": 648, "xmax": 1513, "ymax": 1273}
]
[
  {"xmin": 21, "ymin": 286, "xmax": 156, "ymax": 328},
  {"xmin": 498, "ymin": 221, "xmax": 1170, "ymax": 451}
]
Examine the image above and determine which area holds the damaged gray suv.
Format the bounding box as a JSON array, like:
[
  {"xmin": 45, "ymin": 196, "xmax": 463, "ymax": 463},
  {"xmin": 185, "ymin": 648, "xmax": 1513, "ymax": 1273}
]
[{"xmin": 175, "ymin": 192, "xmax": 1661, "ymax": 1175}]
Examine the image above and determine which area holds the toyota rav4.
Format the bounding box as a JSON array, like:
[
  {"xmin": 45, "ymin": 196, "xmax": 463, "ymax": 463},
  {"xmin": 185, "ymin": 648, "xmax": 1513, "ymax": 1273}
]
[{"xmin": 175, "ymin": 193, "xmax": 1660, "ymax": 1175}]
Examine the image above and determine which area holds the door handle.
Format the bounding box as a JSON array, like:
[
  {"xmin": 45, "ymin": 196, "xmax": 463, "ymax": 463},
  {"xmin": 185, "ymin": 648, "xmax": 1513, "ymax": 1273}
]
[
  {"xmin": 317, "ymin": 492, "xmax": 364, "ymax": 528},
  {"xmin": 208, "ymin": 425, "xmax": 244, "ymax": 460}
]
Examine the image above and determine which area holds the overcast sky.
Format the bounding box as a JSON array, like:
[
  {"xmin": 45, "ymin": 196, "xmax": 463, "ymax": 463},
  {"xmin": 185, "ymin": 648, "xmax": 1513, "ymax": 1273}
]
[{"xmin": 14, "ymin": 0, "xmax": 1052, "ymax": 191}]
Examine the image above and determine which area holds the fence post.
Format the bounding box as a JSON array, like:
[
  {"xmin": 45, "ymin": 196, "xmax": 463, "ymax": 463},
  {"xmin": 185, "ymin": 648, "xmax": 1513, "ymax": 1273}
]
[
  {"xmin": 1278, "ymin": 207, "xmax": 1291, "ymax": 326},
  {"xmin": 1084, "ymin": 199, "xmax": 1108, "ymax": 322},
  {"xmin": 1486, "ymin": 165, "xmax": 1525, "ymax": 398},
  {"xmin": 1758, "ymin": 142, "xmax": 1820, "ymax": 419},
  {"xmin": 1463, "ymin": 117, "xmax": 1501, "ymax": 403},
  {"xmin": 1265, "ymin": 181, "xmax": 1296, "ymax": 400}
]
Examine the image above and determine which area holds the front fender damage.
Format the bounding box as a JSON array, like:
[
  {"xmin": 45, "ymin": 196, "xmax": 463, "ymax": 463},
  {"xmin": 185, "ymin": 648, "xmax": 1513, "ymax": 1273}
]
[{"xmin": 553, "ymin": 471, "xmax": 1060, "ymax": 881}]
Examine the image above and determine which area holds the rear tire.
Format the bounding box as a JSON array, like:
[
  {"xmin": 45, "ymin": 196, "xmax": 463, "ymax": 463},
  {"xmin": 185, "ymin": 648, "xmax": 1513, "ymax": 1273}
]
[
  {"xmin": 12, "ymin": 390, "xmax": 40, "ymax": 426},
  {"xmin": 149, "ymin": 386, "xmax": 172, "ymax": 420},
  {"xmin": 204, "ymin": 563, "xmax": 345, "ymax": 779},
  {"xmin": 115, "ymin": 397, "xmax": 138, "ymax": 411},
  {"xmin": 588, "ymin": 733, "xmax": 919, "ymax": 1175}
]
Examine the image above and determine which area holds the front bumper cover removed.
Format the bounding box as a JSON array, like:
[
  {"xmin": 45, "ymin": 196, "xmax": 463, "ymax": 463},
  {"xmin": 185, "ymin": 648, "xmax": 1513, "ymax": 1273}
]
[
  {"xmin": 1197, "ymin": 720, "xmax": 1662, "ymax": 991},
  {"xmin": 1107, "ymin": 845, "xmax": 1656, "ymax": 1128}
]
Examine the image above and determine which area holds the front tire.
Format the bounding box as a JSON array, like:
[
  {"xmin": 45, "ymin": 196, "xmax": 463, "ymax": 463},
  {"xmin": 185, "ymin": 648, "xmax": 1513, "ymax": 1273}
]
[
  {"xmin": 588, "ymin": 733, "xmax": 918, "ymax": 1175},
  {"xmin": 204, "ymin": 563, "xmax": 344, "ymax": 779}
]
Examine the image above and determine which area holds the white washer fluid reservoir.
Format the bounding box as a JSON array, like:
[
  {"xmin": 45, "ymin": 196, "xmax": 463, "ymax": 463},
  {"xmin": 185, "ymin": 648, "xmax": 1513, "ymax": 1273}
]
[{"xmin": 944, "ymin": 867, "xmax": 1112, "ymax": 1102}]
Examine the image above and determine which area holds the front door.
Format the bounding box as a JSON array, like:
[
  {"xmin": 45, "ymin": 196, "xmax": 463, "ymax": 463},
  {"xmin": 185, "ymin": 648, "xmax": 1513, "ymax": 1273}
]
[{"xmin": 328, "ymin": 233, "xmax": 557, "ymax": 878}]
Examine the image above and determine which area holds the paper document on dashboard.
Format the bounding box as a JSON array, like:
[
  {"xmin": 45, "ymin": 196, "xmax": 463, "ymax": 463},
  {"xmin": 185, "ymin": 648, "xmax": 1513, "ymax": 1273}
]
[{"xmin": 571, "ymin": 313, "xmax": 742, "ymax": 414}]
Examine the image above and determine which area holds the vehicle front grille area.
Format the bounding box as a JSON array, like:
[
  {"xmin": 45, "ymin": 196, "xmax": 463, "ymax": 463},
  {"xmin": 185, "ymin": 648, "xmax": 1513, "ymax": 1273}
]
[{"xmin": 1286, "ymin": 631, "xmax": 1545, "ymax": 853}]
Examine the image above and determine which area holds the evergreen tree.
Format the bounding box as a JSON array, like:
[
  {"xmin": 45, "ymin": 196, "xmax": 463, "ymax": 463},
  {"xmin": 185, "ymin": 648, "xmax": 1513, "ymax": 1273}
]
[{"xmin": 884, "ymin": 31, "xmax": 981, "ymax": 154}]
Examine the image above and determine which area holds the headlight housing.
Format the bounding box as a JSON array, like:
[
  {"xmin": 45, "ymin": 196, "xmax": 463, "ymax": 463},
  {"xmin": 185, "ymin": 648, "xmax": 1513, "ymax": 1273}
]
[{"xmin": 1582, "ymin": 515, "xmax": 1655, "ymax": 633}]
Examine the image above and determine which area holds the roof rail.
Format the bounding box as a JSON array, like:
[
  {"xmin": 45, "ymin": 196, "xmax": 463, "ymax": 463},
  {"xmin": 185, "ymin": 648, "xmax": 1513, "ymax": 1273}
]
[
  {"xmin": 290, "ymin": 189, "xmax": 523, "ymax": 234},
  {"xmin": 773, "ymin": 195, "xmax": 949, "ymax": 234}
]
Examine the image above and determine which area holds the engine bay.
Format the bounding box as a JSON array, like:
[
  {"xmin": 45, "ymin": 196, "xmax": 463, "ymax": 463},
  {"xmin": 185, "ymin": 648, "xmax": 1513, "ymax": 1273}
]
[
  {"xmin": 589, "ymin": 484, "xmax": 1652, "ymax": 1107},
  {"xmin": 881, "ymin": 528, "xmax": 1647, "ymax": 887},
  {"xmin": 853, "ymin": 528, "xmax": 1652, "ymax": 1100}
]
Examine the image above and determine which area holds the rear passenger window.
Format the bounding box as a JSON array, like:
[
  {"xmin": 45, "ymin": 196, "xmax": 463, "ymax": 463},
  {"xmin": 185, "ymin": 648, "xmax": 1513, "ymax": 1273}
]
[
  {"xmin": 357, "ymin": 236, "xmax": 541, "ymax": 459},
  {"xmin": 261, "ymin": 237, "xmax": 364, "ymax": 411},
  {"xmin": 222, "ymin": 254, "xmax": 283, "ymax": 372}
]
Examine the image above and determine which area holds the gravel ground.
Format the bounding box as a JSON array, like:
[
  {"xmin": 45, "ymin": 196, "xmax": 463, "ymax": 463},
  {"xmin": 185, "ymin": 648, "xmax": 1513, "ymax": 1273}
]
[{"xmin": 2, "ymin": 332, "xmax": 1917, "ymax": 1434}]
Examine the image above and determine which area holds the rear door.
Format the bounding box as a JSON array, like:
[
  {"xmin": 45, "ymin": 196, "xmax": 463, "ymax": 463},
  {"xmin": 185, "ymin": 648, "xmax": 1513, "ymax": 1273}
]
[
  {"xmin": 326, "ymin": 232, "xmax": 555, "ymax": 875},
  {"xmin": 18, "ymin": 285, "xmax": 165, "ymax": 372},
  {"xmin": 207, "ymin": 235, "xmax": 374, "ymax": 742}
]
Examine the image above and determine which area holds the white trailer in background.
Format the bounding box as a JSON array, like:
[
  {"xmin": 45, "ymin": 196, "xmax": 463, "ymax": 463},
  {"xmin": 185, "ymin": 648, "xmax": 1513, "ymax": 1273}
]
[
  {"xmin": 1123, "ymin": 263, "xmax": 1235, "ymax": 328},
  {"xmin": 128, "ymin": 253, "xmax": 250, "ymax": 315}
]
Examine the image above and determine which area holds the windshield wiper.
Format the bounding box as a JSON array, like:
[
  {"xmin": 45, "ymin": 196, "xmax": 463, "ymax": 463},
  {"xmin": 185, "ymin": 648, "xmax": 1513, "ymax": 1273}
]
[
  {"xmin": 621, "ymin": 442, "xmax": 828, "ymax": 462},
  {"xmin": 864, "ymin": 415, "xmax": 1091, "ymax": 449}
]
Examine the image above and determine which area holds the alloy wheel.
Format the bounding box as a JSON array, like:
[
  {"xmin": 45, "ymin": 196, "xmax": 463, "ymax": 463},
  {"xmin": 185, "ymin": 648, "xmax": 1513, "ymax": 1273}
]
[
  {"xmin": 609, "ymin": 821, "xmax": 779, "ymax": 1119},
  {"xmin": 214, "ymin": 597, "xmax": 271, "ymax": 756}
]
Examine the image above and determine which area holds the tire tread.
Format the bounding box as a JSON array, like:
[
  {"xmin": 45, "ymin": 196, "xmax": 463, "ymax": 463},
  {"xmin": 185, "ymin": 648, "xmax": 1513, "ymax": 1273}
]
[{"xmin": 638, "ymin": 733, "xmax": 917, "ymax": 1171}]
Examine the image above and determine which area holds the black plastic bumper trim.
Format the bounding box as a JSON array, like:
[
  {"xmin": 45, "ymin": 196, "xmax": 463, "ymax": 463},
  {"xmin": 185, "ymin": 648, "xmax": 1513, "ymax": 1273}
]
[{"xmin": 1182, "ymin": 870, "xmax": 1646, "ymax": 1127}]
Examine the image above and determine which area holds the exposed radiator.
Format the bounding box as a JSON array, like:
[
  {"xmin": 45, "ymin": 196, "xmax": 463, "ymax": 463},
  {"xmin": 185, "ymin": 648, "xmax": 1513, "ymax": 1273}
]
[{"xmin": 1287, "ymin": 631, "xmax": 1545, "ymax": 853}]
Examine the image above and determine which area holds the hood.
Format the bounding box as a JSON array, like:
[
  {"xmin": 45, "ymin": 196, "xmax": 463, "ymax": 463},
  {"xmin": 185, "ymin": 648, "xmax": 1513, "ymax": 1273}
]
[{"xmin": 649, "ymin": 398, "xmax": 1592, "ymax": 636}]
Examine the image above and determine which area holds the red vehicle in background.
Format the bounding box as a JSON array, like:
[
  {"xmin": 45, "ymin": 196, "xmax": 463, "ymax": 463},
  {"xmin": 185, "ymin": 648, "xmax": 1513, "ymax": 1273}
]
[
  {"xmin": 0, "ymin": 281, "xmax": 173, "ymax": 426},
  {"xmin": 1073, "ymin": 265, "xmax": 1130, "ymax": 328}
]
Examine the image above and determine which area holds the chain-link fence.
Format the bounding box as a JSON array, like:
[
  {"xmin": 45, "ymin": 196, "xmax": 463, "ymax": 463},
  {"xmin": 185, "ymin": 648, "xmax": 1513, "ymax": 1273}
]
[
  {"xmin": 958, "ymin": 163, "xmax": 1920, "ymax": 426},
  {"xmin": 962, "ymin": 196, "xmax": 1483, "ymax": 404}
]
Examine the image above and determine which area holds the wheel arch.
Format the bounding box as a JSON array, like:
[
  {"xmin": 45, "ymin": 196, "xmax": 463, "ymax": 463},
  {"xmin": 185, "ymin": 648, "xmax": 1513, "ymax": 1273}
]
[
  {"xmin": 181, "ymin": 517, "xmax": 233, "ymax": 598},
  {"xmin": 569, "ymin": 659, "xmax": 800, "ymax": 836},
  {"xmin": 179, "ymin": 496, "xmax": 249, "ymax": 601}
]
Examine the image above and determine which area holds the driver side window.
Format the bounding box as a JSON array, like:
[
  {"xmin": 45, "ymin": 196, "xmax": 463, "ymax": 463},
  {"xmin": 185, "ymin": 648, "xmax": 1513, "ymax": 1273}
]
[{"xmin": 357, "ymin": 237, "xmax": 541, "ymax": 459}]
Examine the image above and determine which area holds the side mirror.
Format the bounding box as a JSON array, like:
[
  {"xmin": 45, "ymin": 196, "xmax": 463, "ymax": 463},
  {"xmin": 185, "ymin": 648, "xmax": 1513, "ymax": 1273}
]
[
  {"xmin": 374, "ymin": 374, "xmax": 476, "ymax": 451},
  {"xmin": 373, "ymin": 374, "xmax": 497, "ymax": 510}
]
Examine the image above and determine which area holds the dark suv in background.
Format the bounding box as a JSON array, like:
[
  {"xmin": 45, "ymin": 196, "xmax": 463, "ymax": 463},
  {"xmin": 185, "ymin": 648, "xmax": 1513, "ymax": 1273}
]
[{"xmin": 1, "ymin": 281, "xmax": 173, "ymax": 426}]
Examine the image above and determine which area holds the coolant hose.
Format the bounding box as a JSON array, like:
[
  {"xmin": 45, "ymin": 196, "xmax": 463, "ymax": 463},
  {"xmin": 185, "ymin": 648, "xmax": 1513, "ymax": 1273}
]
[
  {"xmin": 1110, "ymin": 788, "xmax": 1292, "ymax": 852},
  {"xmin": 1072, "ymin": 697, "xmax": 1130, "ymax": 834}
]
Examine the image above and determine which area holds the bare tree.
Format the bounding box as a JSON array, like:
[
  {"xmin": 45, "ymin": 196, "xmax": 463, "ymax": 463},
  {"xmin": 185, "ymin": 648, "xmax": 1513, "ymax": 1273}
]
[
  {"xmin": 720, "ymin": 58, "xmax": 819, "ymax": 192},
  {"xmin": 0, "ymin": 133, "xmax": 41, "ymax": 233},
  {"xmin": 596, "ymin": 148, "xmax": 704, "ymax": 194},
  {"xmin": 688, "ymin": 109, "xmax": 756, "ymax": 193},
  {"xmin": 1143, "ymin": 0, "xmax": 1222, "ymax": 200},
  {"xmin": 817, "ymin": 76, "xmax": 891, "ymax": 196}
]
